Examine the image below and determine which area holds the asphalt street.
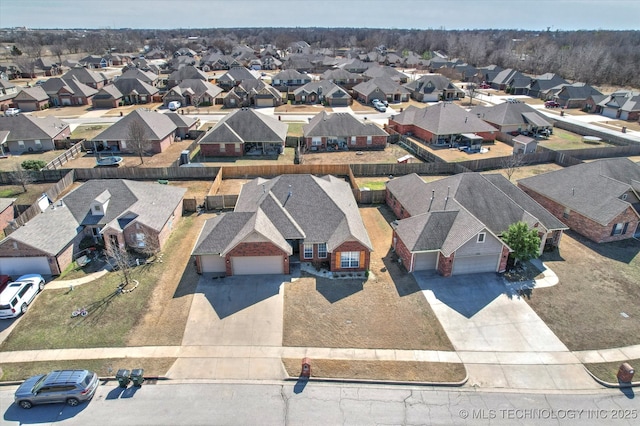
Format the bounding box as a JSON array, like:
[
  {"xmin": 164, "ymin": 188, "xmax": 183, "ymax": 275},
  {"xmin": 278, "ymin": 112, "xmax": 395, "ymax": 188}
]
[{"xmin": 1, "ymin": 381, "xmax": 637, "ymax": 425}]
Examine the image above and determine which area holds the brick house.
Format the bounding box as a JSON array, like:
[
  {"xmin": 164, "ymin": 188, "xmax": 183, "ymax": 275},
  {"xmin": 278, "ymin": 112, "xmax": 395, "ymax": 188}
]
[
  {"xmin": 292, "ymin": 80, "xmax": 352, "ymax": 107},
  {"xmin": 61, "ymin": 68, "xmax": 109, "ymax": 90},
  {"xmin": 303, "ymin": 111, "xmax": 388, "ymax": 152},
  {"xmin": 92, "ymin": 109, "xmax": 177, "ymax": 153},
  {"xmin": 198, "ymin": 108, "xmax": 287, "ymax": 157},
  {"xmin": 0, "ymin": 180, "xmax": 185, "ymax": 276},
  {"xmin": 0, "ymin": 198, "xmax": 16, "ymax": 235},
  {"xmin": 0, "ymin": 115, "xmax": 70, "ymax": 154},
  {"xmin": 404, "ymin": 74, "xmax": 465, "ymax": 102},
  {"xmin": 387, "ymin": 173, "xmax": 567, "ymax": 276},
  {"xmin": 353, "ymin": 77, "xmax": 410, "ymax": 104},
  {"xmin": 387, "ymin": 103, "xmax": 497, "ymax": 145},
  {"xmin": 41, "ymin": 77, "xmax": 98, "ymax": 107},
  {"xmin": 518, "ymin": 158, "xmax": 640, "ymax": 243},
  {"xmin": 12, "ymin": 86, "xmax": 50, "ymax": 112},
  {"xmin": 469, "ymin": 102, "xmax": 553, "ymax": 136},
  {"xmin": 192, "ymin": 174, "xmax": 373, "ymax": 276}
]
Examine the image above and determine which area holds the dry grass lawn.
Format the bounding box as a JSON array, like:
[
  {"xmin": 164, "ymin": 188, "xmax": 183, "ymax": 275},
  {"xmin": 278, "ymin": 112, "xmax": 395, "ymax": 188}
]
[
  {"xmin": 30, "ymin": 105, "xmax": 93, "ymax": 118},
  {"xmin": 0, "ymin": 182, "xmax": 55, "ymax": 205},
  {"xmin": 584, "ymin": 359, "xmax": 640, "ymax": 384},
  {"xmin": 275, "ymin": 104, "xmax": 331, "ymax": 114},
  {"xmin": 0, "ymin": 358, "xmax": 176, "ymax": 382},
  {"xmin": 481, "ymin": 162, "xmax": 565, "ymax": 181},
  {"xmin": 419, "ymin": 139, "xmax": 514, "ymax": 162},
  {"xmin": 0, "ymin": 150, "xmax": 68, "ymax": 172},
  {"xmin": 282, "ymin": 358, "xmax": 466, "ymax": 383},
  {"xmin": 102, "ymin": 103, "xmax": 162, "ymax": 117},
  {"xmin": 302, "ymin": 143, "xmax": 417, "ymax": 165},
  {"xmin": 526, "ymin": 232, "xmax": 640, "ymax": 351},
  {"xmin": 539, "ymin": 128, "xmax": 615, "ymax": 150},
  {"xmin": 283, "ymin": 205, "xmax": 453, "ymax": 351}
]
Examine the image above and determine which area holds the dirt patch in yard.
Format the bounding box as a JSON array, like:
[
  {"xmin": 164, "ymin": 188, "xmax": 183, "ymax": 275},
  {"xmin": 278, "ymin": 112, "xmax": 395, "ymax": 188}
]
[
  {"xmin": 282, "ymin": 358, "xmax": 466, "ymax": 383},
  {"xmin": 415, "ymin": 139, "xmax": 514, "ymax": 162},
  {"xmin": 301, "ymin": 144, "xmax": 418, "ymax": 165},
  {"xmin": 275, "ymin": 104, "xmax": 332, "ymax": 114},
  {"xmin": 124, "ymin": 212, "xmax": 213, "ymax": 347},
  {"xmin": 283, "ymin": 205, "xmax": 453, "ymax": 351},
  {"xmin": 526, "ymin": 232, "xmax": 640, "ymax": 351}
]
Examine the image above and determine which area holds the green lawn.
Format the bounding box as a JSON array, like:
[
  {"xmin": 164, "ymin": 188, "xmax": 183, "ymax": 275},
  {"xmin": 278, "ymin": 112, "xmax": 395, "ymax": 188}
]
[
  {"xmin": 359, "ymin": 181, "xmax": 386, "ymax": 190},
  {"xmin": 539, "ymin": 128, "xmax": 614, "ymax": 150},
  {"xmin": 70, "ymin": 124, "xmax": 110, "ymax": 140}
]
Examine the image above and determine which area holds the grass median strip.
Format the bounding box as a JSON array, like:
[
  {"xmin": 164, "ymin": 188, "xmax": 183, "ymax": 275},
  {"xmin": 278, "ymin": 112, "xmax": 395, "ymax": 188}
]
[
  {"xmin": 0, "ymin": 358, "xmax": 177, "ymax": 382},
  {"xmin": 584, "ymin": 359, "xmax": 640, "ymax": 384},
  {"xmin": 282, "ymin": 358, "xmax": 466, "ymax": 383}
]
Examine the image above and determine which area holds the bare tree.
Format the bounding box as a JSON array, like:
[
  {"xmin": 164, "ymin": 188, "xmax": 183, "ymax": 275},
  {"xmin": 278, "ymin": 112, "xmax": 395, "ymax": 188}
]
[
  {"xmin": 466, "ymin": 83, "xmax": 478, "ymax": 106},
  {"xmin": 501, "ymin": 153, "xmax": 529, "ymax": 181},
  {"xmin": 105, "ymin": 239, "xmax": 134, "ymax": 288},
  {"xmin": 127, "ymin": 120, "xmax": 150, "ymax": 164},
  {"xmin": 10, "ymin": 165, "xmax": 34, "ymax": 192},
  {"xmin": 50, "ymin": 44, "xmax": 65, "ymax": 65}
]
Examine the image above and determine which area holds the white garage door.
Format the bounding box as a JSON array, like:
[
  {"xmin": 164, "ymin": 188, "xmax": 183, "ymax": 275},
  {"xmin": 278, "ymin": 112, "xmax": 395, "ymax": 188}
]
[
  {"xmin": 601, "ymin": 108, "xmax": 618, "ymax": 119},
  {"xmin": 231, "ymin": 255, "xmax": 283, "ymax": 275},
  {"xmin": 199, "ymin": 255, "xmax": 226, "ymax": 273},
  {"xmin": 413, "ymin": 252, "xmax": 438, "ymax": 271},
  {"xmin": 255, "ymin": 98, "xmax": 274, "ymax": 108},
  {"xmin": 0, "ymin": 256, "xmax": 51, "ymax": 276},
  {"xmin": 452, "ymin": 254, "xmax": 499, "ymax": 275}
]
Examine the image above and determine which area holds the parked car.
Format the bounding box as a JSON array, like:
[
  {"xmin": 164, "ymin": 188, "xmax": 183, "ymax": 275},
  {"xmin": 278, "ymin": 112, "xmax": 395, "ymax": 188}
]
[
  {"xmin": 544, "ymin": 100, "xmax": 560, "ymax": 108},
  {"xmin": 372, "ymin": 99, "xmax": 387, "ymax": 112},
  {"xmin": 0, "ymin": 274, "xmax": 45, "ymax": 319},
  {"xmin": 4, "ymin": 108, "xmax": 20, "ymax": 116},
  {"xmin": 168, "ymin": 101, "xmax": 181, "ymax": 111},
  {"xmin": 479, "ymin": 83, "xmax": 491, "ymax": 89},
  {"xmin": 506, "ymin": 98, "xmax": 519, "ymax": 103},
  {"xmin": 14, "ymin": 369, "xmax": 99, "ymax": 409}
]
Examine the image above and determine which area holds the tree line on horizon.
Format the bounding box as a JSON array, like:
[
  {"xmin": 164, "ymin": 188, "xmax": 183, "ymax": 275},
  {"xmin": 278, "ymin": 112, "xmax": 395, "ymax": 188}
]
[{"xmin": 2, "ymin": 27, "xmax": 638, "ymax": 88}]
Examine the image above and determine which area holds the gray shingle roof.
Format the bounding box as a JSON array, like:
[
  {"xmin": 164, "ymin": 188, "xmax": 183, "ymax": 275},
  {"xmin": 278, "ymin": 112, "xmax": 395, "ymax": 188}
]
[
  {"xmin": 194, "ymin": 174, "xmax": 373, "ymax": 258},
  {"xmin": 93, "ymin": 84, "xmax": 123, "ymax": 100},
  {"xmin": 518, "ymin": 158, "xmax": 640, "ymax": 225},
  {"xmin": 293, "ymin": 80, "xmax": 350, "ymax": 100},
  {"xmin": 0, "ymin": 198, "xmax": 15, "ymax": 213},
  {"xmin": 113, "ymin": 78, "xmax": 159, "ymax": 96},
  {"xmin": 470, "ymin": 102, "xmax": 551, "ymax": 128},
  {"xmin": 353, "ymin": 77, "xmax": 410, "ymax": 97},
  {"xmin": 388, "ymin": 172, "xmax": 562, "ymax": 240},
  {"xmin": 3, "ymin": 179, "xmax": 185, "ymax": 255},
  {"xmin": 93, "ymin": 110, "xmax": 177, "ymax": 141},
  {"xmin": 61, "ymin": 68, "xmax": 106, "ymax": 85},
  {"xmin": 392, "ymin": 103, "xmax": 496, "ymax": 135},
  {"xmin": 41, "ymin": 77, "xmax": 98, "ymax": 98},
  {"xmin": 303, "ymin": 111, "xmax": 388, "ymax": 138},
  {"xmin": 0, "ymin": 115, "xmax": 69, "ymax": 141},
  {"xmin": 16, "ymin": 86, "xmax": 49, "ymax": 102},
  {"xmin": 199, "ymin": 109, "xmax": 287, "ymax": 144}
]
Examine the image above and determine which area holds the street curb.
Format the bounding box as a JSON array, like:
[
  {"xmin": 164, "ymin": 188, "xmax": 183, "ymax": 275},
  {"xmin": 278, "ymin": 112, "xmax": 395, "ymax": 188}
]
[
  {"xmin": 0, "ymin": 376, "xmax": 170, "ymax": 387},
  {"xmin": 583, "ymin": 367, "xmax": 640, "ymax": 389},
  {"xmin": 283, "ymin": 373, "xmax": 469, "ymax": 388}
]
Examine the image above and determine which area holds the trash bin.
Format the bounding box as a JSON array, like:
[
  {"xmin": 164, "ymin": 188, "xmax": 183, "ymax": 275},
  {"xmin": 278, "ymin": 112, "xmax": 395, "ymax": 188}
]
[
  {"xmin": 116, "ymin": 369, "xmax": 130, "ymax": 387},
  {"xmin": 130, "ymin": 369, "xmax": 145, "ymax": 387},
  {"xmin": 617, "ymin": 363, "xmax": 635, "ymax": 382}
]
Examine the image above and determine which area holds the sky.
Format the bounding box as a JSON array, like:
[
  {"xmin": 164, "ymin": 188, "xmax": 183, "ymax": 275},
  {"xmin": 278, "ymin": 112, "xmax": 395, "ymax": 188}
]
[{"xmin": 0, "ymin": 0, "xmax": 639, "ymax": 31}]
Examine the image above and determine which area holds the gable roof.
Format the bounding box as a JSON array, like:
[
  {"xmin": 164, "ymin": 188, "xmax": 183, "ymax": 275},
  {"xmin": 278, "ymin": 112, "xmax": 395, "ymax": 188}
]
[
  {"xmin": 518, "ymin": 158, "xmax": 640, "ymax": 225},
  {"xmin": 303, "ymin": 111, "xmax": 388, "ymax": 138},
  {"xmin": 470, "ymin": 102, "xmax": 552, "ymax": 128},
  {"xmin": 363, "ymin": 65, "xmax": 407, "ymax": 81},
  {"xmin": 404, "ymin": 74, "xmax": 461, "ymax": 94},
  {"xmin": 41, "ymin": 77, "xmax": 98, "ymax": 98},
  {"xmin": 272, "ymin": 69, "xmax": 309, "ymax": 81},
  {"xmin": 164, "ymin": 112, "xmax": 198, "ymax": 128},
  {"xmin": 93, "ymin": 109, "xmax": 176, "ymax": 141},
  {"xmin": 293, "ymin": 80, "xmax": 351, "ymax": 100},
  {"xmin": 15, "ymin": 86, "xmax": 49, "ymax": 102},
  {"xmin": 388, "ymin": 172, "xmax": 566, "ymax": 236},
  {"xmin": 166, "ymin": 79, "xmax": 223, "ymax": 99},
  {"xmin": 93, "ymin": 84, "xmax": 123, "ymax": 100},
  {"xmin": 391, "ymin": 103, "xmax": 496, "ymax": 135},
  {"xmin": 61, "ymin": 67, "xmax": 107, "ymax": 85},
  {"xmin": 113, "ymin": 78, "xmax": 159, "ymax": 96},
  {"xmin": 199, "ymin": 108, "xmax": 287, "ymax": 144},
  {"xmin": 0, "ymin": 115, "xmax": 69, "ymax": 141},
  {"xmin": 353, "ymin": 77, "xmax": 410, "ymax": 97},
  {"xmin": 217, "ymin": 67, "xmax": 257, "ymax": 83},
  {"xmin": 4, "ymin": 179, "xmax": 185, "ymax": 256}
]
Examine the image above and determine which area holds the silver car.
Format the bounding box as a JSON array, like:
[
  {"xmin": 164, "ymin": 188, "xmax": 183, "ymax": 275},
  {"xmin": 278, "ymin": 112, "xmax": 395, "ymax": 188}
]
[{"xmin": 14, "ymin": 370, "xmax": 99, "ymax": 409}]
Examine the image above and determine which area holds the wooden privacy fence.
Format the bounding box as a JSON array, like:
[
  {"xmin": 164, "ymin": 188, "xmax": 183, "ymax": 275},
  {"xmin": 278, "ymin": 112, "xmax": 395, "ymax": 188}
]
[
  {"xmin": 206, "ymin": 194, "xmax": 239, "ymax": 210},
  {"xmin": 221, "ymin": 163, "xmax": 350, "ymax": 179},
  {"xmin": 43, "ymin": 143, "xmax": 84, "ymax": 170}
]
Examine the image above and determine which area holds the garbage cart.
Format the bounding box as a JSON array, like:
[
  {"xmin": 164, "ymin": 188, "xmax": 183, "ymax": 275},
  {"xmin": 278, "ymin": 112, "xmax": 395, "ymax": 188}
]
[
  {"xmin": 130, "ymin": 368, "xmax": 145, "ymax": 387},
  {"xmin": 116, "ymin": 369, "xmax": 130, "ymax": 387}
]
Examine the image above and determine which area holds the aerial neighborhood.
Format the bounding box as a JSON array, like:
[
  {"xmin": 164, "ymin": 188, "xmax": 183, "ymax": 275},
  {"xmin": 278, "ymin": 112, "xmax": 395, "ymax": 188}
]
[{"xmin": 0, "ymin": 26, "xmax": 639, "ymax": 395}]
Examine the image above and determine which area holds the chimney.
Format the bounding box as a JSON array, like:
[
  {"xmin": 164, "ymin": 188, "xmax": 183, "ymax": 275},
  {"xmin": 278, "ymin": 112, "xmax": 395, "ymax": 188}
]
[
  {"xmin": 428, "ymin": 190, "xmax": 435, "ymax": 212},
  {"xmin": 444, "ymin": 186, "xmax": 450, "ymax": 208}
]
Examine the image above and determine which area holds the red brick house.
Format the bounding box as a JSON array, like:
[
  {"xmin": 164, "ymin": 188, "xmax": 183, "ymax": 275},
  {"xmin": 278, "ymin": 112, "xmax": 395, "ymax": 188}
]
[
  {"xmin": 13, "ymin": 87, "xmax": 50, "ymax": 112},
  {"xmin": 388, "ymin": 103, "xmax": 496, "ymax": 145},
  {"xmin": 0, "ymin": 198, "xmax": 16, "ymax": 236},
  {"xmin": 387, "ymin": 173, "xmax": 567, "ymax": 276},
  {"xmin": 303, "ymin": 111, "xmax": 388, "ymax": 151},
  {"xmin": 198, "ymin": 108, "xmax": 287, "ymax": 157},
  {"xmin": 192, "ymin": 174, "xmax": 373, "ymax": 276},
  {"xmin": 92, "ymin": 109, "xmax": 177, "ymax": 154},
  {"xmin": 518, "ymin": 158, "xmax": 640, "ymax": 243},
  {"xmin": 0, "ymin": 180, "xmax": 185, "ymax": 276}
]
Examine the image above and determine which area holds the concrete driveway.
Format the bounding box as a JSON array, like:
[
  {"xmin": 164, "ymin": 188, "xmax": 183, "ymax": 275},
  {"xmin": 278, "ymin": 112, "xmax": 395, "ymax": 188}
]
[
  {"xmin": 182, "ymin": 274, "xmax": 284, "ymax": 347},
  {"xmin": 413, "ymin": 272, "xmax": 599, "ymax": 390},
  {"xmin": 167, "ymin": 274, "xmax": 286, "ymax": 380}
]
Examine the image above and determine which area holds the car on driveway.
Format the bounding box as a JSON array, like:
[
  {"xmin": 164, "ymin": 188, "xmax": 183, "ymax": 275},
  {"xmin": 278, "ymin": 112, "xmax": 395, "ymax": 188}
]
[
  {"xmin": 3, "ymin": 108, "xmax": 20, "ymax": 116},
  {"xmin": 15, "ymin": 369, "xmax": 99, "ymax": 409},
  {"xmin": 544, "ymin": 100, "xmax": 560, "ymax": 108},
  {"xmin": 0, "ymin": 274, "xmax": 45, "ymax": 319}
]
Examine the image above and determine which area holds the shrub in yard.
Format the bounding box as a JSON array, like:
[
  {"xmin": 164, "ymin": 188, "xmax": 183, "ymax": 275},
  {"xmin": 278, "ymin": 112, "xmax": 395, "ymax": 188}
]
[{"xmin": 21, "ymin": 160, "xmax": 46, "ymax": 170}]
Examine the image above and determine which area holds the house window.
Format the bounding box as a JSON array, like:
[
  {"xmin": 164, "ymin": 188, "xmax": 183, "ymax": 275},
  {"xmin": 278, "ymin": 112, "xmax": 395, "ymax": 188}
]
[
  {"xmin": 621, "ymin": 193, "xmax": 628, "ymax": 200},
  {"xmin": 477, "ymin": 232, "xmax": 486, "ymax": 243},
  {"xmin": 367, "ymin": 136, "xmax": 372, "ymax": 145},
  {"xmin": 312, "ymin": 137, "xmax": 322, "ymax": 146},
  {"xmin": 563, "ymin": 207, "xmax": 570, "ymax": 219},
  {"xmin": 351, "ymin": 136, "xmax": 357, "ymax": 145},
  {"xmin": 18, "ymin": 141, "xmax": 25, "ymax": 148},
  {"xmin": 235, "ymin": 143, "xmax": 241, "ymax": 153},
  {"xmin": 318, "ymin": 243, "xmax": 327, "ymax": 258},
  {"xmin": 611, "ymin": 222, "xmax": 628, "ymax": 236},
  {"xmin": 340, "ymin": 251, "xmax": 360, "ymax": 269},
  {"xmin": 136, "ymin": 233, "xmax": 145, "ymax": 247},
  {"xmin": 220, "ymin": 144, "xmax": 225, "ymax": 152},
  {"xmin": 35, "ymin": 140, "xmax": 42, "ymax": 148},
  {"xmin": 303, "ymin": 243, "xmax": 313, "ymax": 259},
  {"xmin": 93, "ymin": 205, "xmax": 102, "ymax": 214}
]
